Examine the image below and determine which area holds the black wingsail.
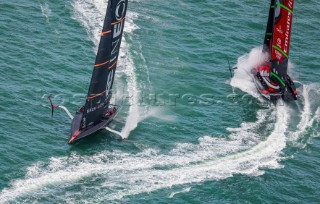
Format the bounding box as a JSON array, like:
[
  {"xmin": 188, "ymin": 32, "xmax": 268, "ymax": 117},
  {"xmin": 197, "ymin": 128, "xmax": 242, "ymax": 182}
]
[
  {"xmin": 81, "ymin": 0, "xmax": 128, "ymax": 130},
  {"xmin": 263, "ymin": 0, "xmax": 275, "ymax": 53}
]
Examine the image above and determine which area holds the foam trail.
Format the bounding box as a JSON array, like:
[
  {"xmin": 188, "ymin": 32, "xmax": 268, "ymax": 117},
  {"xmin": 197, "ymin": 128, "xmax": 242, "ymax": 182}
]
[
  {"xmin": 288, "ymin": 84, "xmax": 320, "ymax": 145},
  {"xmin": 120, "ymin": 12, "xmax": 154, "ymax": 138},
  {"xmin": 104, "ymin": 104, "xmax": 289, "ymax": 200},
  {"xmin": 293, "ymin": 85, "xmax": 311, "ymax": 140},
  {"xmin": 58, "ymin": 106, "xmax": 74, "ymax": 120},
  {"xmin": 119, "ymin": 38, "xmax": 140, "ymax": 139},
  {"xmin": 39, "ymin": 1, "xmax": 51, "ymax": 23},
  {"xmin": 169, "ymin": 187, "xmax": 191, "ymax": 198},
  {"xmin": 105, "ymin": 126, "xmax": 123, "ymax": 138}
]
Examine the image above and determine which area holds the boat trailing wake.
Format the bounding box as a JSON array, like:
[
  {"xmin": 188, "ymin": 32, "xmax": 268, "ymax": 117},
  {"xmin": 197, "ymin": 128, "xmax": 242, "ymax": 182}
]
[
  {"xmin": 57, "ymin": 106, "xmax": 74, "ymax": 120},
  {"xmin": 169, "ymin": 187, "xmax": 191, "ymax": 198}
]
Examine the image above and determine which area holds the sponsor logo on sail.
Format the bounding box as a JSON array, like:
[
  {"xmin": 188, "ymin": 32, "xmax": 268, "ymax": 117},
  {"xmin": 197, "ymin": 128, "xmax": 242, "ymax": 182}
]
[
  {"xmin": 276, "ymin": 25, "xmax": 283, "ymax": 34},
  {"xmin": 111, "ymin": 0, "xmax": 126, "ymax": 62},
  {"xmin": 283, "ymin": 12, "xmax": 291, "ymax": 54},
  {"xmin": 115, "ymin": 0, "xmax": 126, "ymax": 20},
  {"xmin": 106, "ymin": 69, "xmax": 114, "ymax": 95}
]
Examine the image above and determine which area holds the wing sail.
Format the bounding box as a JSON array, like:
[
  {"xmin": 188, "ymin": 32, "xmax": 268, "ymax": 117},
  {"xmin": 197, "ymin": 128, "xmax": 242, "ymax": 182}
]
[
  {"xmin": 81, "ymin": 0, "xmax": 128, "ymax": 129},
  {"xmin": 270, "ymin": 0, "xmax": 294, "ymax": 78},
  {"xmin": 263, "ymin": 0, "xmax": 276, "ymax": 53}
]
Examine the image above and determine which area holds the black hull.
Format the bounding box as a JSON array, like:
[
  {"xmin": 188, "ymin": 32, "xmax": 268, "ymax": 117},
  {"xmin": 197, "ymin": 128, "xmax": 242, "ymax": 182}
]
[
  {"xmin": 69, "ymin": 105, "xmax": 120, "ymax": 144},
  {"xmin": 252, "ymin": 67, "xmax": 297, "ymax": 101},
  {"xmin": 253, "ymin": 74, "xmax": 282, "ymax": 101}
]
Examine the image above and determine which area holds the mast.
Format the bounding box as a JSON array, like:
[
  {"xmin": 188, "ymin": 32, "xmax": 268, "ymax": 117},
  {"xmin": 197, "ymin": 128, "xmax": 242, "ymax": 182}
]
[
  {"xmin": 270, "ymin": 0, "xmax": 294, "ymax": 82},
  {"xmin": 263, "ymin": 0, "xmax": 276, "ymax": 53},
  {"xmin": 80, "ymin": 0, "xmax": 128, "ymax": 129}
]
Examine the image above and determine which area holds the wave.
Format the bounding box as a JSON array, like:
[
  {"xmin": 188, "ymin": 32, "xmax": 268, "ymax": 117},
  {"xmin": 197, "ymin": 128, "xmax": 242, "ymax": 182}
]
[{"xmin": 39, "ymin": 1, "xmax": 51, "ymax": 23}]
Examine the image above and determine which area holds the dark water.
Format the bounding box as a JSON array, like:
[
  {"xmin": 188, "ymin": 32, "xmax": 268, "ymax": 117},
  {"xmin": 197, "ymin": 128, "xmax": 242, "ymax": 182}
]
[{"xmin": 0, "ymin": 0, "xmax": 319, "ymax": 203}]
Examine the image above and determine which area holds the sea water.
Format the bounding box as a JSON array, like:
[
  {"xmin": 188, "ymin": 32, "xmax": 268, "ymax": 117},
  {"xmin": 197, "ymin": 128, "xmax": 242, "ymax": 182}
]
[{"xmin": 0, "ymin": 0, "xmax": 319, "ymax": 203}]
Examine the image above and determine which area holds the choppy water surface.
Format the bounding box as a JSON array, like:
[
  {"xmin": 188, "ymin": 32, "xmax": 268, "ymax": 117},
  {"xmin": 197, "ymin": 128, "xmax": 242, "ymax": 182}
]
[{"xmin": 0, "ymin": 0, "xmax": 319, "ymax": 203}]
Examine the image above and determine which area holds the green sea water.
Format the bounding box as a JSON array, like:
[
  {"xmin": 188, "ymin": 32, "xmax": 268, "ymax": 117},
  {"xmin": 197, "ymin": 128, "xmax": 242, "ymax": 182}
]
[{"xmin": 0, "ymin": 0, "xmax": 319, "ymax": 203}]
